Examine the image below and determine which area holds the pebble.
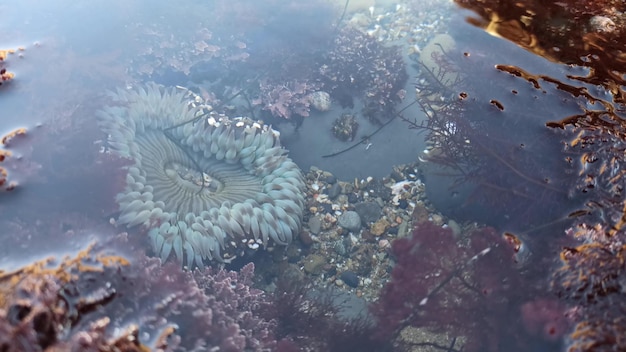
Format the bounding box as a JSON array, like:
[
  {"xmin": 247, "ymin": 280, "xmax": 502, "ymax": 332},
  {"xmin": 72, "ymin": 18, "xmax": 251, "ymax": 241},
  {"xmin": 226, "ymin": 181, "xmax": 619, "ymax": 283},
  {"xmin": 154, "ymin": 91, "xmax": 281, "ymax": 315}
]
[
  {"xmin": 338, "ymin": 211, "xmax": 362, "ymax": 233},
  {"xmin": 347, "ymin": 192, "xmax": 361, "ymax": 203},
  {"xmin": 448, "ymin": 219, "xmax": 462, "ymax": 237},
  {"xmin": 303, "ymin": 254, "xmax": 327, "ymax": 275},
  {"xmin": 327, "ymin": 183, "xmax": 342, "ymax": 199},
  {"xmin": 397, "ymin": 220, "xmax": 409, "ymax": 238},
  {"xmin": 322, "ymin": 174, "xmax": 337, "ymax": 184},
  {"xmin": 412, "ymin": 203, "xmax": 430, "ymax": 223},
  {"xmin": 319, "ymin": 203, "xmax": 333, "ymax": 214},
  {"xmin": 390, "ymin": 169, "xmax": 404, "ymax": 182},
  {"xmin": 340, "ymin": 271, "xmax": 360, "ymax": 288},
  {"xmin": 285, "ymin": 245, "xmax": 302, "ymax": 262},
  {"xmin": 354, "ymin": 201, "xmax": 382, "ymax": 225},
  {"xmin": 431, "ymin": 214, "xmax": 443, "ymax": 226},
  {"xmin": 370, "ymin": 218, "xmax": 390, "ymax": 236},
  {"xmin": 365, "ymin": 178, "xmax": 392, "ymax": 200},
  {"xmin": 308, "ymin": 216, "xmax": 322, "ymax": 235},
  {"xmin": 299, "ymin": 230, "xmax": 314, "ymax": 246},
  {"xmin": 334, "ymin": 240, "xmax": 347, "ymax": 256},
  {"xmin": 361, "ymin": 229, "xmax": 376, "ymax": 243}
]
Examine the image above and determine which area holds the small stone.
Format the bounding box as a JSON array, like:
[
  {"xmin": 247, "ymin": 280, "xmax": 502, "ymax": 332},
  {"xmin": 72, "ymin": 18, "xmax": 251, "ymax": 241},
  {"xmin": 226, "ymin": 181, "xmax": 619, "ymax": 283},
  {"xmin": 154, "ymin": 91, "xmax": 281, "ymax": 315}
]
[
  {"xmin": 448, "ymin": 220, "xmax": 462, "ymax": 237},
  {"xmin": 347, "ymin": 192, "xmax": 360, "ymax": 203},
  {"xmin": 340, "ymin": 181, "xmax": 354, "ymax": 194},
  {"xmin": 308, "ymin": 91, "xmax": 331, "ymax": 111},
  {"xmin": 322, "ymin": 174, "xmax": 337, "ymax": 184},
  {"xmin": 361, "ymin": 229, "xmax": 376, "ymax": 243},
  {"xmin": 590, "ymin": 15, "xmax": 616, "ymax": 33},
  {"xmin": 338, "ymin": 211, "xmax": 362, "ymax": 233},
  {"xmin": 299, "ymin": 230, "xmax": 314, "ymax": 246},
  {"xmin": 366, "ymin": 178, "xmax": 392, "ymax": 201},
  {"xmin": 333, "ymin": 240, "xmax": 347, "ymax": 256},
  {"xmin": 319, "ymin": 203, "xmax": 333, "ymax": 214},
  {"xmin": 431, "ymin": 214, "xmax": 443, "ymax": 226},
  {"xmin": 308, "ymin": 216, "xmax": 322, "ymax": 235},
  {"xmin": 354, "ymin": 201, "xmax": 382, "ymax": 225},
  {"xmin": 336, "ymin": 194, "xmax": 349, "ymax": 205},
  {"xmin": 332, "ymin": 113, "xmax": 359, "ymax": 141},
  {"xmin": 370, "ymin": 218, "xmax": 390, "ymax": 236},
  {"xmin": 397, "ymin": 220, "xmax": 409, "ymax": 238},
  {"xmin": 378, "ymin": 239, "xmax": 390, "ymax": 249},
  {"xmin": 285, "ymin": 245, "xmax": 302, "ymax": 263},
  {"xmin": 412, "ymin": 203, "xmax": 430, "ymax": 223},
  {"xmin": 309, "ymin": 206, "xmax": 318, "ymax": 214},
  {"xmin": 303, "ymin": 254, "xmax": 327, "ymax": 275},
  {"xmin": 340, "ymin": 271, "xmax": 360, "ymax": 288},
  {"xmin": 327, "ymin": 183, "xmax": 342, "ymax": 200},
  {"xmin": 390, "ymin": 169, "xmax": 404, "ymax": 182}
]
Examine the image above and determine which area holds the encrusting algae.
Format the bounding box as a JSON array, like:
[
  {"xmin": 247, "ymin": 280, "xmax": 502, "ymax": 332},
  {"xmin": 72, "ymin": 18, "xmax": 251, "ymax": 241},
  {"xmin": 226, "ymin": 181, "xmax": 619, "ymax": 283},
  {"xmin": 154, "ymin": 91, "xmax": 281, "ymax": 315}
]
[
  {"xmin": 0, "ymin": 128, "xmax": 27, "ymax": 192},
  {"xmin": 0, "ymin": 48, "xmax": 17, "ymax": 86},
  {"xmin": 0, "ymin": 242, "xmax": 175, "ymax": 351}
]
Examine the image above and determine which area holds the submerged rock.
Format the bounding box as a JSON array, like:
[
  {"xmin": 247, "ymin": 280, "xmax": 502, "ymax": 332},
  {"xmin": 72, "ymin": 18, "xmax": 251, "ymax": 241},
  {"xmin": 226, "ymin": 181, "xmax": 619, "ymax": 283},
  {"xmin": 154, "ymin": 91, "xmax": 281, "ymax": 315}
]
[{"xmin": 338, "ymin": 211, "xmax": 362, "ymax": 232}]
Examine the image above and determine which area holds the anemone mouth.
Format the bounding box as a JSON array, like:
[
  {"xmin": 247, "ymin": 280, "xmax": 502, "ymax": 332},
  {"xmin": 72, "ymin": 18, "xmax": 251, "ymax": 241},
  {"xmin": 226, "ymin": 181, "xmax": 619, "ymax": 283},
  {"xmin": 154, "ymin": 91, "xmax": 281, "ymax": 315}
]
[
  {"xmin": 137, "ymin": 130, "xmax": 263, "ymax": 214},
  {"xmin": 97, "ymin": 84, "xmax": 306, "ymax": 267}
]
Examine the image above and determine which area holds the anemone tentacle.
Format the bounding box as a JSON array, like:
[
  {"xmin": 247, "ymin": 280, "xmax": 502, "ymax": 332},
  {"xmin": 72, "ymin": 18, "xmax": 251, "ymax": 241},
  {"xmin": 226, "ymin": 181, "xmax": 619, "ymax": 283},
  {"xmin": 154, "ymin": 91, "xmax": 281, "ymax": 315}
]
[{"xmin": 97, "ymin": 84, "xmax": 306, "ymax": 267}]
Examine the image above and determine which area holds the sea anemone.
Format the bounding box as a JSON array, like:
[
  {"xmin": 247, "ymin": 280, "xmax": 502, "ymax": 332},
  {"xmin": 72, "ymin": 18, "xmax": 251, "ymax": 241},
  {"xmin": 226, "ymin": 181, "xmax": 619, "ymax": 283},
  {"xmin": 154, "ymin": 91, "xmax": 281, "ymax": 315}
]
[{"xmin": 97, "ymin": 84, "xmax": 306, "ymax": 267}]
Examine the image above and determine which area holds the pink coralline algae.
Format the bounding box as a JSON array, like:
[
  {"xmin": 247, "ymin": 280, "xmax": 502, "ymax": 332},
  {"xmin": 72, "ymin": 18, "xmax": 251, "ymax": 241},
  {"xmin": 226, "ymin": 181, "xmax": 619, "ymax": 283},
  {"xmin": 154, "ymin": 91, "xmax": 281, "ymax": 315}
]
[
  {"xmin": 255, "ymin": 79, "xmax": 322, "ymax": 119},
  {"xmin": 0, "ymin": 234, "xmax": 277, "ymax": 352}
]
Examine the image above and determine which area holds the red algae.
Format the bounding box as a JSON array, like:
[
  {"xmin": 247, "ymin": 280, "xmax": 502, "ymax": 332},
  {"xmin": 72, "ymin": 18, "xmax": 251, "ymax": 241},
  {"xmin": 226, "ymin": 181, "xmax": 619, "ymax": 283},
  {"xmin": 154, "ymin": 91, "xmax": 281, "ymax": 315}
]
[
  {"xmin": 437, "ymin": 4, "xmax": 626, "ymax": 348},
  {"xmin": 372, "ymin": 221, "xmax": 546, "ymax": 351}
]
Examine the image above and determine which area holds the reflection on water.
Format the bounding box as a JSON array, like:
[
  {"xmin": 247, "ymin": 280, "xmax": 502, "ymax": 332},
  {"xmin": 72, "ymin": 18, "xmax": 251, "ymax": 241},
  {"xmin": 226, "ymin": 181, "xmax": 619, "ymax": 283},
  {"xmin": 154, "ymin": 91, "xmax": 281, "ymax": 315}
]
[{"xmin": 1, "ymin": 0, "xmax": 625, "ymax": 351}]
